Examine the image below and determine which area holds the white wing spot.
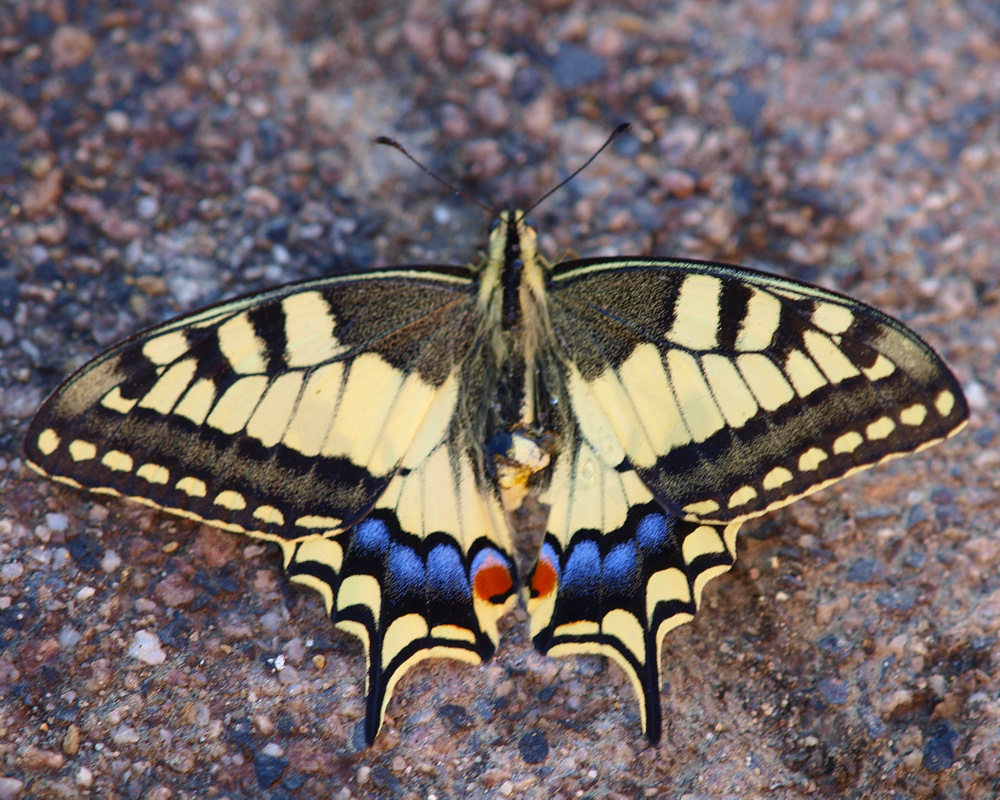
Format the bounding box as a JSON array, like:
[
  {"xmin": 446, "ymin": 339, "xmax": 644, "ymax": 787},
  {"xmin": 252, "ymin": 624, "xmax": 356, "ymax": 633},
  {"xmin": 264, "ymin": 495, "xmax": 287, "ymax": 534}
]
[
  {"xmin": 736, "ymin": 353, "xmax": 795, "ymax": 411},
  {"xmin": 784, "ymin": 348, "xmax": 828, "ymax": 398},
  {"xmin": 865, "ymin": 417, "xmax": 896, "ymax": 441},
  {"xmin": 138, "ymin": 358, "xmax": 198, "ymax": 415},
  {"xmin": 762, "ymin": 466, "xmax": 794, "ymax": 490},
  {"xmin": 683, "ymin": 499, "xmax": 721, "ymax": 516},
  {"xmin": 803, "ymin": 330, "xmax": 860, "ymax": 384},
  {"xmin": 214, "ymin": 490, "xmax": 247, "ymax": 511},
  {"xmin": 102, "ymin": 450, "xmax": 134, "ymax": 473},
  {"xmin": 900, "ymin": 403, "xmax": 928, "ymax": 427},
  {"xmin": 282, "ymin": 291, "xmax": 342, "ymax": 367},
  {"xmin": 68, "ymin": 439, "xmax": 97, "ymax": 462},
  {"xmin": 862, "ymin": 354, "xmax": 896, "ymax": 381},
  {"xmin": 101, "ymin": 387, "xmax": 138, "ymax": 414},
  {"xmin": 935, "ymin": 390, "xmax": 955, "ymax": 417},
  {"xmin": 176, "ymin": 476, "xmax": 208, "ymax": 497},
  {"xmin": 833, "ymin": 431, "xmax": 864, "ymax": 454},
  {"xmin": 798, "ymin": 447, "xmax": 828, "ymax": 472},
  {"xmin": 253, "ymin": 505, "xmax": 286, "ymax": 526},
  {"xmin": 142, "ymin": 331, "xmax": 189, "ymax": 365},
  {"xmin": 136, "ymin": 463, "xmax": 170, "ymax": 484},
  {"xmin": 728, "ymin": 485, "xmax": 758, "ymax": 508},
  {"xmin": 37, "ymin": 428, "xmax": 61, "ymax": 456},
  {"xmin": 667, "ymin": 274, "xmax": 721, "ymax": 351},
  {"xmin": 218, "ymin": 312, "xmax": 268, "ymax": 374},
  {"xmin": 296, "ymin": 515, "xmax": 343, "ymax": 530},
  {"xmin": 811, "ymin": 302, "xmax": 855, "ymax": 335},
  {"xmin": 736, "ymin": 288, "xmax": 781, "ymax": 352}
]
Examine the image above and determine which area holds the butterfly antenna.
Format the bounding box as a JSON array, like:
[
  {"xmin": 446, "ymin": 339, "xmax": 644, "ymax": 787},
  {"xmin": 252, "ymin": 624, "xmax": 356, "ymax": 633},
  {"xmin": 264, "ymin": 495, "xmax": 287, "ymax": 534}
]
[
  {"xmin": 519, "ymin": 122, "xmax": 632, "ymax": 221},
  {"xmin": 375, "ymin": 136, "xmax": 496, "ymax": 217}
]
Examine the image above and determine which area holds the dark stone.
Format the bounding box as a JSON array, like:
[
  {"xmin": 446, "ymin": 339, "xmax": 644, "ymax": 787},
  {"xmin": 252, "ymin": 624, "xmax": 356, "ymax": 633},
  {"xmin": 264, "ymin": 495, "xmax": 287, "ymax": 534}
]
[
  {"xmin": 0, "ymin": 276, "xmax": 19, "ymax": 317},
  {"xmin": 816, "ymin": 677, "xmax": 850, "ymax": 705},
  {"xmin": 875, "ymin": 590, "xmax": 915, "ymax": 612},
  {"xmin": 264, "ymin": 218, "xmax": 290, "ymax": 244},
  {"xmin": 254, "ymin": 752, "xmax": 289, "ymax": 788},
  {"xmin": 0, "ymin": 142, "xmax": 21, "ymax": 179},
  {"xmin": 25, "ymin": 11, "xmax": 57, "ymax": 39},
  {"xmin": 922, "ymin": 721, "xmax": 958, "ymax": 773},
  {"xmin": 816, "ymin": 634, "xmax": 852, "ymax": 660},
  {"xmin": 227, "ymin": 718, "xmax": 255, "ymax": 756},
  {"xmin": 512, "ymin": 66, "xmax": 543, "ymax": 102},
  {"xmin": 549, "ymin": 44, "xmax": 607, "ymax": 89},
  {"xmin": 519, "ymin": 729, "xmax": 549, "ymax": 764},
  {"xmin": 438, "ymin": 703, "xmax": 474, "ymax": 732},
  {"xmin": 728, "ymin": 78, "xmax": 768, "ymax": 131},
  {"xmin": 731, "ymin": 174, "xmax": 755, "ymax": 218},
  {"xmin": 167, "ymin": 107, "xmax": 200, "ymax": 135},
  {"xmin": 972, "ymin": 427, "xmax": 995, "ymax": 447},
  {"xmin": 65, "ymin": 533, "xmax": 103, "ymax": 571},
  {"xmin": 846, "ymin": 558, "xmax": 884, "ymax": 584},
  {"xmin": 158, "ymin": 615, "xmax": 190, "ymax": 648}
]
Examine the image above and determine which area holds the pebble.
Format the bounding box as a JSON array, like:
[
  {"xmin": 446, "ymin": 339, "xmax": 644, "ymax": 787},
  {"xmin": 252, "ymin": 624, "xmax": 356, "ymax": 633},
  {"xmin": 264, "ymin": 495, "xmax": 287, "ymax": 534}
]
[
  {"xmin": 0, "ymin": 778, "xmax": 24, "ymax": 800},
  {"xmin": 128, "ymin": 630, "xmax": 167, "ymax": 665},
  {"xmin": 923, "ymin": 721, "xmax": 958, "ymax": 773},
  {"xmin": 51, "ymin": 26, "xmax": 95, "ymax": 69},
  {"xmin": 549, "ymin": 43, "xmax": 607, "ymax": 89},
  {"xmin": 101, "ymin": 549, "xmax": 122, "ymax": 573},
  {"xmin": 518, "ymin": 729, "xmax": 549, "ymax": 764},
  {"xmin": 111, "ymin": 725, "xmax": 140, "ymax": 745}
]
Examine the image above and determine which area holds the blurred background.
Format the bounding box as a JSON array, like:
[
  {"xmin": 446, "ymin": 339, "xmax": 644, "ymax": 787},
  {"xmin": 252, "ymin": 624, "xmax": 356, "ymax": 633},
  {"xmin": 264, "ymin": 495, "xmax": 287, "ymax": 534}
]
[{"xmin": 0, "ymin": 1, "xmax": 998, "ymax": 798}]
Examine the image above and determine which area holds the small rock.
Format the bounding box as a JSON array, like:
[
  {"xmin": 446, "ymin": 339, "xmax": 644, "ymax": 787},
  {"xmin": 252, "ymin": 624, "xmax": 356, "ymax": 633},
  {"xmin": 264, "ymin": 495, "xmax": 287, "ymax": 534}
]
[
  {"xmin": 129, "ymin": 630, "xmax": 166, "ymax": 665},
  {"xmin": 549, "ymin": 43, "xmax": 607, "ymax": 89},
  {"xmin": 62, "ymin": 725, "xmax": 81, "ymax": 756},
  {"xmin": 846, "ymin": 557, "xmax": 885, "ymax": 583},
  {"xmin": 518, "ymin": 729, "xmax": 549, "ymax": 764},
  {"xmin": 0, "ymin": 777, "xmax": 24, "ymax": 800},
  {"xmin": 19, "ymin": 746, "xmax": 63, "ymax": 770},
  {"xmin": 817, "ymin": 677, "xmax": 850, "ymax": 705},
  {"xmin": 22, "ymin": 169, "xmax": 64, "ymax": 219},
  {"xmin": 51, "ymin": 26, "xmax": 95, "ymax": 69},
  {"xmin": 111, "ymin": 725, "xmax": 140, "ymax": 745},
  {"xmin": 254, "ymin": 753, "xmax": 288, "ymax": 788},
  {"xmin": 923, "ymin": 721, "xmax": 958, "ymax": 773}
]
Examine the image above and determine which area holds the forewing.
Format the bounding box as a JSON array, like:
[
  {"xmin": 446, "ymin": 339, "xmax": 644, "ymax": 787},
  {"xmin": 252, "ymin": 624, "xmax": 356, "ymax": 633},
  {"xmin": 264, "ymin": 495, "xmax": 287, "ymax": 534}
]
[
  {"xmin": 25, "ymin": 270, "xmax": 472, "ymax": 539},
  {"xmin": 547, "ymin": 258, "xmax": 967, "ymax": 523}
]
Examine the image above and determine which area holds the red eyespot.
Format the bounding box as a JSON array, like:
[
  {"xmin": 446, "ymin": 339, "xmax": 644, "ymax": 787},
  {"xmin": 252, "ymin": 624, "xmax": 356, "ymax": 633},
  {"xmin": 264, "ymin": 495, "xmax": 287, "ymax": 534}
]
[
  {"xmin": 473, "ymin": 557, "xmax": 514, "ymax": 603},
  {"xmin": 529, "ymin": 556, "xmax": 558, "ymax": 599}
]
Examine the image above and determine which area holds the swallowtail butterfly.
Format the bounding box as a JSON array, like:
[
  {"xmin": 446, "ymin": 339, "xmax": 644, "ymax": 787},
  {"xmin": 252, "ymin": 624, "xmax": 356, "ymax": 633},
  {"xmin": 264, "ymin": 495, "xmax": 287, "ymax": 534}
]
[{"xmin": 24, "ymin": 145, "xmax": 967, "ymax": 745}]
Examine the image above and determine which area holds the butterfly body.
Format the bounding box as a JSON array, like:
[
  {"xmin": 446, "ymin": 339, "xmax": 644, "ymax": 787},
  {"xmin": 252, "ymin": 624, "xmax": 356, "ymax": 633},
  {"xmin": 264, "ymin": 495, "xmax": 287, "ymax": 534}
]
[{"xmin": 25, "ymin": 209, "xmax": 967, "ymax": 745}]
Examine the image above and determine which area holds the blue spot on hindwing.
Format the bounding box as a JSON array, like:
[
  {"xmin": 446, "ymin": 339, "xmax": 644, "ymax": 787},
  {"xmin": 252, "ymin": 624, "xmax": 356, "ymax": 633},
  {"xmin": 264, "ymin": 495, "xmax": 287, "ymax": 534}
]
[
  {"xmin": 386, "ymin": 543, "xmax": 425, "ymax": 598},
  {"xmin": 603, "ymin": 541, "xmax": 639, "ymax": 593},
  {"xmin": 635, "ymin": 512, "xmax": 672, "ymax": 553},
  {"xmin": 562, "ymin": 539, "xmax": 600, "ymax": 595},
  {"xmin": 352, "ymin": 516, "xmax": 391, "ymax": 556},
  {"xmin": 427, "ymin": 543, "xmax": 470, "ymax": 602}
]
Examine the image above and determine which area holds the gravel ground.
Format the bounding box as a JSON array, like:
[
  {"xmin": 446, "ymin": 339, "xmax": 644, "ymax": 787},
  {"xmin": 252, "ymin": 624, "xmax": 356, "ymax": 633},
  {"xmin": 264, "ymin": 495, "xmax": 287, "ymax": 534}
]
[{"xmin": 1, "ymin": 1, "xmax": 998, "ymax": 798}]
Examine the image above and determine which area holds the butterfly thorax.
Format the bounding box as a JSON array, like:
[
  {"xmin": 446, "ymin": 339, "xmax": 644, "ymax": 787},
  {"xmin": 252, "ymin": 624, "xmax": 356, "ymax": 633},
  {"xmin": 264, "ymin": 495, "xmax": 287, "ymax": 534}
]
[{"xmin": 475, "ymin": 211, "xmax": 558, "ymax": 510}]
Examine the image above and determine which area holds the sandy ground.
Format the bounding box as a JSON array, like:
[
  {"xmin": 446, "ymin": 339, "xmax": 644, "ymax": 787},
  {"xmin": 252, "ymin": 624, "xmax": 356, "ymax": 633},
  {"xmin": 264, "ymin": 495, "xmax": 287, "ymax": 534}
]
[{"xmin": 1, "ymin": 1, "xmax": 998, "ymax": 798}]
